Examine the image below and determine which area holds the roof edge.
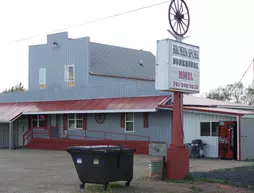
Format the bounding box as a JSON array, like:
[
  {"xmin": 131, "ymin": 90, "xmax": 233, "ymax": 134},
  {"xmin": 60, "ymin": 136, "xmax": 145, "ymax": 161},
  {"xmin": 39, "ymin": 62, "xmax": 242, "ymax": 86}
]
[
  {"xmin": 89, "ymin": 71, "xmax": 155, "ymax": 81},
  {"xmin": 22, "ymin": 109, "xmax": 157, "ymax": 115},
  {"xmin": 158, "ymin": 105, "xmax": 246, "ymax": 116}
]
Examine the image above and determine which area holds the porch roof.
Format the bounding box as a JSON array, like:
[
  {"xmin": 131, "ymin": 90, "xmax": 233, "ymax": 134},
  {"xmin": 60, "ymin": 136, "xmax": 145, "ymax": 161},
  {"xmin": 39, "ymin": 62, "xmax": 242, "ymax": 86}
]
[{"xmin": 0, "ymin": 96, "xmax": 170, "ymax": 122}]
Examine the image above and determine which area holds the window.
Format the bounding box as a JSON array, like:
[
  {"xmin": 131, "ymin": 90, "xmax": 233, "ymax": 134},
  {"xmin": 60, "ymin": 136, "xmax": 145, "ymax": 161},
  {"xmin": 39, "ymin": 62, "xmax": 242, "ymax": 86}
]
[
  {"xmin": 200, "ymin": 122, "xmax": 210, "ymax": 136},
  {"xmin": 39, "ymin": 68, "xmax": 46, "ymax": 88},
  {"xmin": 31, "ymin": 115, "xmax": 45, "ymax": 128},
  {"xmin": 65, "ymin": 65, "xmax": 75, "ymax": 82},
  {"xmin": 65, "ymin": 65, "xmax": 75, "ymax": 87},
  {"xmin": 68, "ymin": 114, "xmax": 83, "ymax": 129},
  {"xmin": 200, "ymin": 121, "xmax": 219, "ymax": 137},
  {"xmin": 125, "ymin": 113, "xmax": 134, "ymax": 132},
  {"xmin": 211, "ymin": 122, "xmax": 219, "ymax": 136}
]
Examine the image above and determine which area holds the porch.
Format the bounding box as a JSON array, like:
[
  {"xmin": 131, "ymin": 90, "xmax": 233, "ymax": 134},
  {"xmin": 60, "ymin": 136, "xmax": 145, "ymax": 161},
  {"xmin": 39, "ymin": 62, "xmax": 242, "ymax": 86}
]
[
  {"xmin": 19, "ymin": 110, "xmax": 171, "ymax": 154},
  {"xmin": 0, "ymin": 96, "xmax": 171, "ymax": 150}
]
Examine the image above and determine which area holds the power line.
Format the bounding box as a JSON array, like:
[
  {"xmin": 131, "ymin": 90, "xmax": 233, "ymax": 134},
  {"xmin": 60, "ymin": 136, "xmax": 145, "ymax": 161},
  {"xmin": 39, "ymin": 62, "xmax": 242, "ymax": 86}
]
[
  {"xmin": 8, "ymin": 1, "xmax": 169, "ymax": 44},
  {"xmin": 228, "ymin": 58, "xmax": 254, "ymax": 95}
]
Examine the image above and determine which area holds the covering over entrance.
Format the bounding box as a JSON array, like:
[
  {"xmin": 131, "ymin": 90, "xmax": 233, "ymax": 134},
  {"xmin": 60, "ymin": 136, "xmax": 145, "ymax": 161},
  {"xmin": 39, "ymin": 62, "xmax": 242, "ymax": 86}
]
[{"xmin": 0, "ymin": 96, "xmax": 170, "ymax": 123}]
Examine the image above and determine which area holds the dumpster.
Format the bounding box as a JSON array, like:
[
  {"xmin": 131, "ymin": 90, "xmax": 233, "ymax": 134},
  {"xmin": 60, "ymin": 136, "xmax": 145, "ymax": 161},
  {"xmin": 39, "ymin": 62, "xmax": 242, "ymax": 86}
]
[{"xmin": 66, "ymin": 145, "xmax": 136, "ymax": 191}]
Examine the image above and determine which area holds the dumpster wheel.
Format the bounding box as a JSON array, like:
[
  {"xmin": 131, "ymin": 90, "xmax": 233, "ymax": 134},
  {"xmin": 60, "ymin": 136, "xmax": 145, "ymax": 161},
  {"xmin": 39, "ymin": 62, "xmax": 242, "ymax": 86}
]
[
  {"xmin": 104, "ymin": 183, "xmax": 109, "ymax": 191},
  {"xmin": 79, "ymin": 183, "xmax": 85, "ymax": 189},
  {"xmin": 125, "ymin": 181, "xmax": 131, "ymax": 187}
]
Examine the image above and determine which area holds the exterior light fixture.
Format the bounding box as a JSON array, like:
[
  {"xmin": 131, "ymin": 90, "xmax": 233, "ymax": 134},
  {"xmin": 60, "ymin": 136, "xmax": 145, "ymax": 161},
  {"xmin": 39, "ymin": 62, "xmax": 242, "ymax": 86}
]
[{"xmin": 52, "ymin": 41, "xmax": 58, "ymax": 48}]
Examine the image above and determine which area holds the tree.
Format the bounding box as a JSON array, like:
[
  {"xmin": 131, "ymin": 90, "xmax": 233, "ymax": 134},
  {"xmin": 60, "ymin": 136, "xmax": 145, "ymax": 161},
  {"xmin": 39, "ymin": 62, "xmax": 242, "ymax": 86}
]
[
  {"xmin": 205, "ymin": 86, "xmax": 231, "ymax": 101},
  {"xmin": 242, "ymin": 86, "xmax": 254, "ymax": 105},
  {"xmin": 227, "ymin": 82, "xmax": 245, "ymax": 103},
  {"xmin": 3, "ymin": 82, "xmax": 27, "ymax": 93},
  {"xmin": 205, "ymin": 82, "xmax": 245, "ymax": 103}
]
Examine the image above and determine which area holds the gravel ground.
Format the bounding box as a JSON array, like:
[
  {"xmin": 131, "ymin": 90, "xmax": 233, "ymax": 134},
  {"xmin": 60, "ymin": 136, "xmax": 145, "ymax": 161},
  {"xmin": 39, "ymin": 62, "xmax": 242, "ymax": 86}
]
[
  {"xmin": 0, "ymin": 149, "xmax": 254, "ymax": 193},
  {"xmin": 191, "ymin": 165, "xmax": 254, "ymax": 187},
  {"xmin": 73, "ymin": 179, "xmax": 254, "ymax": 193}
]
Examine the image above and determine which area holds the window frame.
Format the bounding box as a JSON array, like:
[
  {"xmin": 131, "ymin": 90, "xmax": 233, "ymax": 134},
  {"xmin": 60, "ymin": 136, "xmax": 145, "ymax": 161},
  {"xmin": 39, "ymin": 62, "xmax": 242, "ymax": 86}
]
[
  {"xmin": 211, "ymin": 122, "xmax": 219, "ymax": 136},
  {"xmin": 39, "ymin": 68, "xmax": 46, "ymax": 85},
  {"xmin": 200, "ymin": 121, "xmax": 219, "ymax": 137},
  {"xmin": 68, "ymin": 113, "xmax": 83, "ymax": 130},
  {"xmin": 125, "ymin": 113, "xmax": 134, "ymax": 132},
  {"xmin": 200, "ymin": 122, "xmax": 211, "ymax": 136},
  {"xmin": 31, "ymin": 115, "xmax": 46, "ymax": 128},
  {"xmin": 64, "ymin": 65, "xmax": 75, "ymax": 83}
]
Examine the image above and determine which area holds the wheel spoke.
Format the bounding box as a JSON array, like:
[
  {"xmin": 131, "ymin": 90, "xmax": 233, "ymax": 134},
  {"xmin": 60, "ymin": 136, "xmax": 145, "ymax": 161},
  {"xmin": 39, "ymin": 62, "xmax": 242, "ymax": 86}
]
[
  {"xmin": 180, "ymin": 22, "xmax": 185, "ymax": 32},
  {"xmin": 173, "ymin": 1, "xmax": 178, "ymax": 12},
  {"xmin": 171, "ymin": 5, "xmax": 177, "ymax": 14},
  {"xmin": 180, "ymin": 2, "xmax": 183, "ymax": 13},
  {"xmin": 179, "ymin": 22, "xmax": 182, "ymax": 34},
  {"xmin": 181, "ymin": 20, "xmax": 188, "ymax": 27},
  {"xmin": 177, "ymin": 0, "xmax": 180, "ymax": 12},
  {"xmin": 173, "ymin": 20, "xmax": 177, "ymax": 28}
]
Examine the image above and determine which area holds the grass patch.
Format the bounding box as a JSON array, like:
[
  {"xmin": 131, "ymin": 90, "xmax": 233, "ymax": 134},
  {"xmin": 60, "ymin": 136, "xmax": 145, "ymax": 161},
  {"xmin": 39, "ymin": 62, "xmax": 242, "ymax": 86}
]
[
  {"xmin": 167, "ymin": 174, "xmax": 194, "ymax": 184},
  {"xmin": 190, "ymin": 186, "xmax": 203, "ymax": 192},
  {"xmin": 195, "ymin": 177, "xmax": 231, "ymax": 185},
  {"xmin": 80, "ymin": 183, "xmax": 124, "ymax": 193}
]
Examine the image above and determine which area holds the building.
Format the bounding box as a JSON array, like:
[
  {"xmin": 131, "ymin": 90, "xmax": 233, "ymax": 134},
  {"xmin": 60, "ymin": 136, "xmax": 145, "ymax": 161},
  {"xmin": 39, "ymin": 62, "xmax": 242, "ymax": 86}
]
[{"xmin": 0, "ymin": 32, "xmax": 254, "ymax": 160}]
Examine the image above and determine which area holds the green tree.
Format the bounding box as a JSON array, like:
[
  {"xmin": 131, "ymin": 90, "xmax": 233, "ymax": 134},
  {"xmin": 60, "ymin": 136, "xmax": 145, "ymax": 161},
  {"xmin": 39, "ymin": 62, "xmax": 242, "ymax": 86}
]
[
  {"xmin": 3, "ymin": 82, "xmax": 27, "ymax": 93},
  {"xmin": 205, "ymin": 86, "xmax": 232, "ymax": 101},
  {"xmin": 227, "ymin": 82, "xmax": 245, "ymax": 103},
  {"xmin": 242, "ymin": 86, "xmax": 254, "ymax": 105},
  {"xmin": 205, "ymin": 82, "xmax": 245, "ymax": 103}
]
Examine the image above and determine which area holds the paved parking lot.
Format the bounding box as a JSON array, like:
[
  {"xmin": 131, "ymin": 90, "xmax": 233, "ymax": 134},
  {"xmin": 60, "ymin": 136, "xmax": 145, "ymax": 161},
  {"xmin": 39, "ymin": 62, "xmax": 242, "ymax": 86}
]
[{"xmin": 0, "ymin": 149, "xmax": 253, "ymax": 193}]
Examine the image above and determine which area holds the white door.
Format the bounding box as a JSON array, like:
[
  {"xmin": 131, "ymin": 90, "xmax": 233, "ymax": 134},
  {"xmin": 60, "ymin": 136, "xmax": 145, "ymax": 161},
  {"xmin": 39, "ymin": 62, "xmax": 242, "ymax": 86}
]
[{"xmin": 18, "ymin": 118, "xmax": 29, "ymax": 146}]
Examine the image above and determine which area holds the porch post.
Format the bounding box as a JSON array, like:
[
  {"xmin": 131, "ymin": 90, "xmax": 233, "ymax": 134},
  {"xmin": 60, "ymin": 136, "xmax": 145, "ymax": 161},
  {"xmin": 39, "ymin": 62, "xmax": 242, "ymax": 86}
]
[{"xmin": 9, "ymin": 122, "xmax": 13, "ymax": 149}]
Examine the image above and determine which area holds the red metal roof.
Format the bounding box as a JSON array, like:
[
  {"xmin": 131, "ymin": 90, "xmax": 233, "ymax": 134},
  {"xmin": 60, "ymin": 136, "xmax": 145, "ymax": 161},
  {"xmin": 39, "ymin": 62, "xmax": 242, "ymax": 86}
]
[{"xmin": 0, "ymin": 96, "xmax": 170, "ymax": 122}]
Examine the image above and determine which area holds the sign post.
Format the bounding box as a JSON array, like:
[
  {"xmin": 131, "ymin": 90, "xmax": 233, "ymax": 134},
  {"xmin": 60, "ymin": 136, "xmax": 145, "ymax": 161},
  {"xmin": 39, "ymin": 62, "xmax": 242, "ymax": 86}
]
[{"xmin": 155, "ymin": 0, "xmax": 200, "ymax": 180}]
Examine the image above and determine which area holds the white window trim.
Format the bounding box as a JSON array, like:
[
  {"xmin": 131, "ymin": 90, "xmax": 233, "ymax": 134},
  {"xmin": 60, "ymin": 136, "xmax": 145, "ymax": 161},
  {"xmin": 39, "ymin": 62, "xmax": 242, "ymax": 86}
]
[
  {"xmin": 200, "ymin": 121, "xmax": 219, "ymax": 137},
  {"xmin": 64, "ymin": 65, "xmax": 75, "ymax": 83},
  {"xmin": 125, "ymin": 113, "xmax": 134, "ymax": 132},
  {"xmin": 68, "ymin": 114, "xmax": 83, "ymax": 130},
  {"xmin": 31, "ymin": 115, "xmax": 45, "ymax": 128},
  {"xmin": 39, "ymin": 68, "xmax": 46, "ymax": 85}
]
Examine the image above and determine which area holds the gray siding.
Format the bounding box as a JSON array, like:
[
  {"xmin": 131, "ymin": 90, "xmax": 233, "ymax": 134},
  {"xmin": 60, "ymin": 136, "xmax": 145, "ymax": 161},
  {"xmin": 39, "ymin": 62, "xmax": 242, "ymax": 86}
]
[
  {"xmin": 29, "ymin": 32, "xmax": 90, "ymax": 92},
  {"xmin": 67, "ymin": 111, "xmax": 172, "ymax": 144},
  {"xmin": 0, "ymin": 124, "xmax": 10, "ymax": 148},
  {"xmin": 0, "ymin": 84, "xmax": 170, "ymax": 103},
  {"xmin": 240, "ymin": 117, "xmax": 254, "ymax": 160},
  {"xmin": 0, "ymin": 31, "xmax": 169, "ymax": 103},
  {"xmin": 0, "ymin": 123, "xmax": 19, "ymax": 148},
  {"xmin": 183, "ymin": 111, "xmax": 236, "ymax": 158},
  {"xmin": 24, "ymin": 111, "xmax": 172, "ymax": 145}
]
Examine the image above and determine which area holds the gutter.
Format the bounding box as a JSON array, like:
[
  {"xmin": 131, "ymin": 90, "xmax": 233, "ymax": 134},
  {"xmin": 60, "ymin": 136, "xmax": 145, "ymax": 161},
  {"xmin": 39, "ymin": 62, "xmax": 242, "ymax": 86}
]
[
  {"xmin": 89, "ymin": 71, "xmax": 155, "ymax": 81},
  {"xmin": 158, "ymin": 105, "xmax": 245, "ymax": 117}
]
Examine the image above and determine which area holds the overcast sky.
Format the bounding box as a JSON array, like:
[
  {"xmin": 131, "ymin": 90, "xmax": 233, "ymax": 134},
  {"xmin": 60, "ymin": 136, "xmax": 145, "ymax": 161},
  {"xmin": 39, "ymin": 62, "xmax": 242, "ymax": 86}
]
[{"xmin": 0, "ymin": 0, "xmax": 254, "ymax": 94}]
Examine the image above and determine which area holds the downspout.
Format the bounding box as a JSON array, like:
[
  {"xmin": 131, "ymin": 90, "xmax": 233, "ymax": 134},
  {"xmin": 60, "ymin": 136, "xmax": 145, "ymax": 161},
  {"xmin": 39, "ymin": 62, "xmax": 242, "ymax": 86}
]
[
  {"xmin": 9, "ymin": 122, "xmax": 13, "ymax": 150},
  {"xmin": 237, "ymin": 115, "xmax": 241, "ymax": 161}
]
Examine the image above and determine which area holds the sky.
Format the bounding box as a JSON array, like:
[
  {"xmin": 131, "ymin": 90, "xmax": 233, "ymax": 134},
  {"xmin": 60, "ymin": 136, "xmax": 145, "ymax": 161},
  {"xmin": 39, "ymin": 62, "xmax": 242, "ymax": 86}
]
[{"xmin": 0, "ymin": 0, "xmax": 254, "ymax": 95}]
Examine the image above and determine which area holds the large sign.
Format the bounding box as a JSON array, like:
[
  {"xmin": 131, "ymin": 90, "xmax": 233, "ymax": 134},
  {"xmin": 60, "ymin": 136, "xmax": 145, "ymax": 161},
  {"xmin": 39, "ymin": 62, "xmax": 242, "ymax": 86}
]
[{"xmin": 155, "ymin": 38, "xmax": 200, "ymax": 94}]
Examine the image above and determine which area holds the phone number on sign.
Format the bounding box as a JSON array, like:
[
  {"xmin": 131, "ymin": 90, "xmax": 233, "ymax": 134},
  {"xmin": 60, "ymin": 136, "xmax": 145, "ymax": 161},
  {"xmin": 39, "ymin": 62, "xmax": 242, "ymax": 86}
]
[{"xmin": 173, "ymin": 81, "xmax": 199, "ymax": 90}]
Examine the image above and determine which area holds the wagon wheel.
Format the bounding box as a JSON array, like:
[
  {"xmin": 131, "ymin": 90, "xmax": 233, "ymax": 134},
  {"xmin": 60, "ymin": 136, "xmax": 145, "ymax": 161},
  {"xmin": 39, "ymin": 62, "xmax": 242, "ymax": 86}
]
[{"xmin": 168, "ymin": 0, "xmax": 190, "ymax": 36}]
